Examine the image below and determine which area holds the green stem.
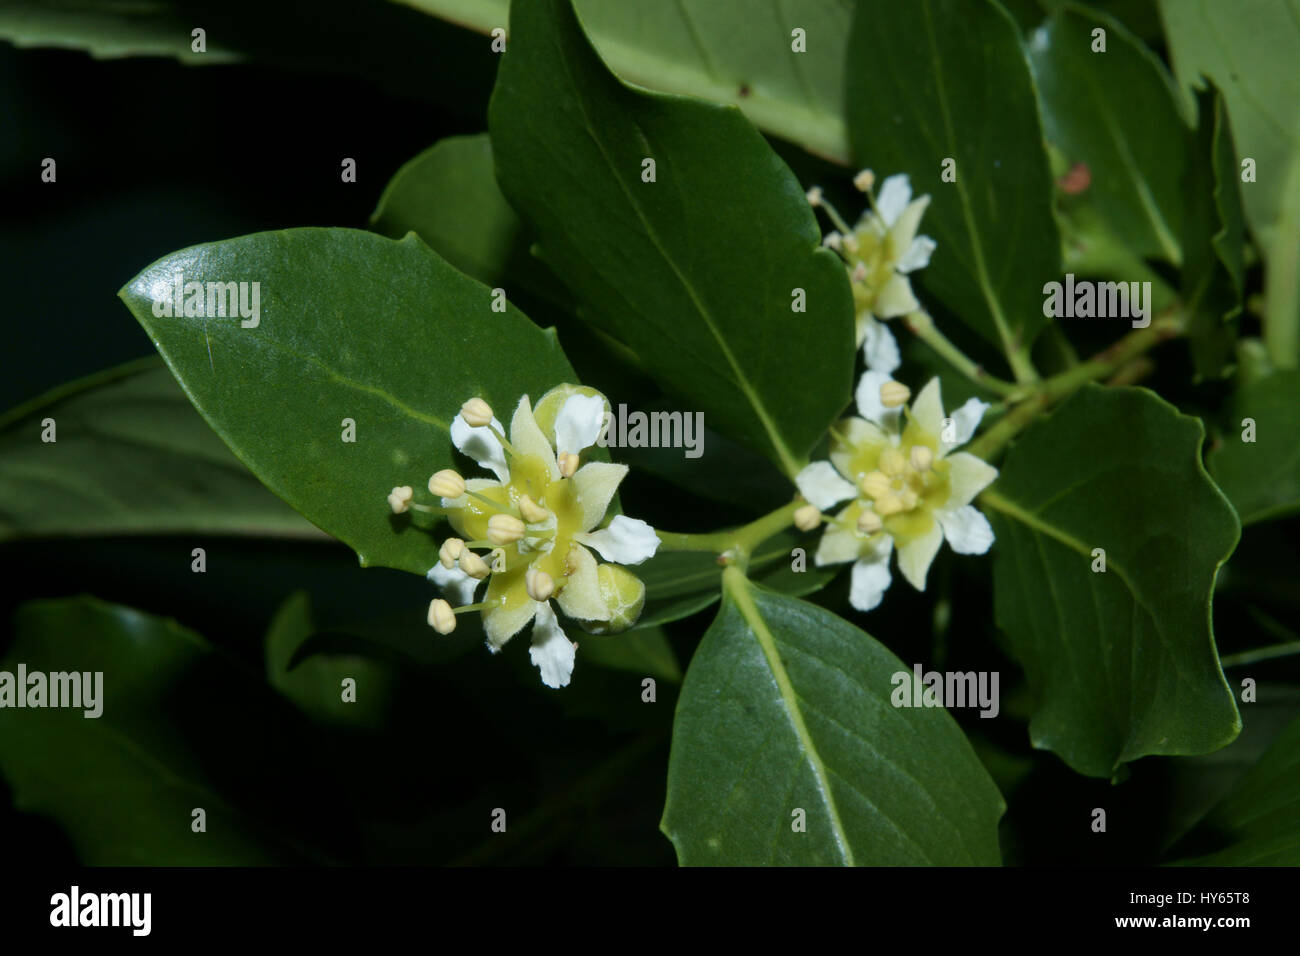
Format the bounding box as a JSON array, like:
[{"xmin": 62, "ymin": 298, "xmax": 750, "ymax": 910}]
[
  {"xmin": 656, "ymin": 500, "xmax": 803, "ymax": 567},
  {"xmin": 903, "ymin": 312, "xmax": 1021, "ymax": 399}
]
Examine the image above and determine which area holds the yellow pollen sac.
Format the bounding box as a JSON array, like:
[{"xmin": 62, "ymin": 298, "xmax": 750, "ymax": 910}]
[
  {"xmin": 861, "ymin": 471, "xmax": 892, "ymax": 500},
  {"xmin": 487, "ymin": 513, "xmax": 526, "ymax": 545},
  {"xmin": 854, "ymin": 168, "xmax": 876, "ymax": 192},
  {"xmin": 439, "ymin": 537, "xmax": 466, "ymax": 569},
  {"xmin": 518, "ymin": 494, "xmax": 550, "ymax": 524},
  {"xmin": 428, "ymin": 598, "xmax": 456, "ymax": 634},
  {"xmin": 460, "ymin": 397, "xmax": 494, "ymax": 427},
  {"xmin": 525, "ymin": 567, "xmax": 556, "ymax": 602},
  {"xmin": 879, "ymin": 447, "xmax": 908, "ymax": 477},
  {"xmin": 899, "ymin": 488, "xmax": 920, "ymax": 511},
  {"xmin": 857, "ymin": 510, "xmax": 883, "ymax": 534},
  {"xmin": 387, "ymin": 486, "xmax": 413, "ymax": 514},
  {"xmin": 875, "ymin": 493, "xmax": 905, "ymax": 517},
  {"xmin": 793, "ymin": 504, "xmax": 822, "ymax": 531},
  {"xmin": 557, "ymin": 451, "xmax": 579, "ymax": 478},
  {"xmin": 910, "ymin": 446, "xmax": 934, "ymax": 472},
  {"xmin": 459, "ymin": 549, "xmax": 490, "ymax": 579},
  {"xmin": 880, "ymin": 381, "xmax": 911, "ymax": 408},
  {"xmin": 428, "ymin": 468, "xmax": 466, "ymax": 498}
]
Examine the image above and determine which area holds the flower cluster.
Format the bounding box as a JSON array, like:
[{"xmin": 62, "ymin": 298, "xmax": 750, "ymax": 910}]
[
  {"xmin": 795, "ymin": 370, "xmax": 998, "ymax": 612},
  {"xmin": 388, "ymin": 385, "xmax": 658, "ymax": 688},
  {"xmin": 808, "ymin": 170, "xmax": 937, "ymax": 374}
]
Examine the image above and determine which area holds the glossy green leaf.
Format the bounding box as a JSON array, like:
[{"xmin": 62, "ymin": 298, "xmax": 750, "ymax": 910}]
[
  {"xmin": 402, "ymin": 0, "xmax": 853, "ymax": 160},
  {"xmin": 845, "ymin": 0, "xmax": 1061, "ymax": 358},
  {"xmin": 983, "ymin": 385, "xmax": 1241, "ymax": 777},
  {"xmin": 1160, "ymin": 0, "xmax": 1300, "ymax": 255},
  {"xmin": 1168, "ymin": 712, "xmax": 1300, "ymax": 865},
  {"xmin": 1027, "ymin": 6, "xmax": 1187, "ymax": 263},
  {"xmin": 1209, "ymin": 371, "xmax": 1300, "ymax": 525},
  {"xmin": 1182, "ymin": 86, "xmax": 1245, "ymax": 379},
  {"xmin": 0, "ymin": 357, "xmax": 319, "ymax": 542},
  {"xmin": 264, "ymin": 591, "xmax": 399, "ymax": 729},
  {"xmin": 118, "ymin": 228, "xmax": 576, "ymax": 576},
  {"xmin": 370, "ymin": 133, "xmax": 567, "ymax": 308},
  {"xmin": 575, "ymin": 627, "xmax": 681, "ymax": 684},
  {"xmin": 636, "ymin": 529, "xmax": 834, "ymax": 630},
  {"xmin": 0, "ymin": 597, "xmax": 351, "ymax": 864},
  {"xmin": 661, "ymin": 571, "xmax": 1004, "ymax": 865},
  {"xmin": 489, "ymin": 0, "xmax": 856, "ymax": 478},
  {"xmin": 0, "ymin": 0, "xmax": 238, "ymax": 60}
]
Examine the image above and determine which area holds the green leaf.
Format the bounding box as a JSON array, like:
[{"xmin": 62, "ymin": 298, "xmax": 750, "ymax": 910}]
[
  {"xmin": 117, "ymin": 227, "xmax": 576, "ymax": 576},
  {"xmin": 982, "ymin": 385, "xmax": 1241, "ymax": 777},
  {"xmin": 401, "ymin": 0, "xmax": 853, "ymax": 160},
  {"xmin": 637, "ymin": 530, "xmax": 834, "ymax": 630},
  {"xmin": 370, "ymin": 133, "xmax": 568, "ymax": 308},
  {"xmin": 1209, "ymin": 371, "xmax": 1300, "ymax": 525},
  {"xmin": 0, "ymin": 357, "xmax": 319, "ymax": 542},
  {"xmin": 661, "ymin": 570, "xmax": 1004, "ymax": 865},
  {"xmin": 488, "ymin": 0, "xmax": 855, "ymax": 478},
  {"xmin": 0, "ymin": 596, "xmax": 351, "ymax": 864},
  {"xmin": 845, "ymin": 0, "xmax": 1061, "ymax": 359},
  {"xmin": 1027, "ymin": 5, "xmax": 1187, "ymax": 264},
  {"xmin": 1168, "ymin": 712, "xmax": 1300, "ymax": 865},
  {"xmin": 1159, "ymin": 0, "xmax": 1300, "ymax": 256},
  {"xmin": 0, "ymin": 0, "xmax": 239, "ymax": 61},
  {"xmin": 573, "ymin": 626, "xmax": 681, "ymax": 684},
  {"xmin": 264, "ymin": 591, "xmax": 400, "ymax": 729},
  {"xmin": 1182, "ymin": 86, "xmax": 1245, "ymax": 379}
]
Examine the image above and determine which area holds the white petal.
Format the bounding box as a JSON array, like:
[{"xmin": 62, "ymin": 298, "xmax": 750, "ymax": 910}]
[
  {"xmin": 510, "ymin": 396, "xmax": 560, "ymax": 479},
  {"xmin": 909, "ymin": 377, "xmax": 946, "ymax": 439},
  {"xmin": 861, "ymin": 317, "xmax": 901, "ymax": 373},
  {"xmin": 944, "ymin": 397, "xmax": 990, "ymax": 452},
  {"xmin": 944, "ymin": 452, "xmax": 999, "ymax": 507},
  {"xmin": 554, "ymin": 393, "xmax": 606, "ymax": 457},
  {"xmin": 889, "ymin": 195, "xmax": 932, "ymax": 256},
  {"xmin": 897, "ymin": 234, "xmax": 937, "ymax": 273},
  {"xmin": 575, "ymin": 516, "xmax": 660, "ymax": 565},
  {"xmin": 449, "ymin": 414, "xmax": 509, "ymax": 482},
  {"xmin": 875, "ymin": 174, "xmax": 912, "ymax": 226},
  {"xmin": 570, "ymin": 461, "xmax": 628, "ymax": 532},
  {"xmin": 814, "ymin": 506, "xmax": 865, "ymax": 566},
  {"xmin": 795, "ymin": 461, "xmax": 857, "ymax": 511},
  {"xmin": 849, "ymin": 537, "xmax": 894, "ymax": 612},
  {"xmin": 529, "ymin": 603, "xmax": 576, "ymax": 689},
  {"xmin": 855, "ymin": 369, "xmax": 902, "ymax": 432},
  {"xmin": 896, "ymin": 520, "xmax": 944, "ymax": 591},
  {"xmin": 937, "ymin": 505, "xmax": 995, "ymax": 555},
  {"xmin": 427, "ymin": 562, "xmax": 481, "ymax": 607},
  {"xmin": 873, "ymin": 272, "xmax": 920, "ymax": 318}
]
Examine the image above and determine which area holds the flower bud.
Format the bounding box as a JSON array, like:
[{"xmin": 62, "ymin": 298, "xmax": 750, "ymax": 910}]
[
  {"xmin": 459, "ymin": 549, "xmax": 490, "ymax": 579},
  {"xmin": 518, "ymin": 494, "xmax": 550, "ymax": 524},
  {"xmin": 439, "ymin": 537, "xmax": 466, "ymax": 569},
  {"xmin": 910, "ymin": 446, "xmax": 934, "ymax": 472},
  {"xmin": 427, "ymin": 598, "xmax": 456, "ymax": 634},
  {"xmin": 578, "ymin": 565, "xmax": 646, "ymax": 635},
  {"xmin": 861, "ymin": 471, "xmax": 892, "ymax": 500},
  {"xmin": 487, "ymin": 513, "xmax": 526, "ymax": 545},
  {"xmin": 387, "ymin": 486, "xmax": 413, "ymax": 514},
  {"xmin": 857, "ymin": 510, "xmax": 883, "ymax": 534},
  {"xmin": 428, "ymin": 468, "xmax": 466, "ymax": 498},
  {"xmin": 459, "ymin": 397, "xmax": 494, "ymax": 427},
  {"xmin": 793, "ymin": 504, "xmax": 822, "ymax": 532},
  {"xmin": 525, "ymin": 567, "xmax": 555, "ymax": 602},
  {"xmin": 880, "ymin": 381, "xmax": 911, "ymax": 408}
]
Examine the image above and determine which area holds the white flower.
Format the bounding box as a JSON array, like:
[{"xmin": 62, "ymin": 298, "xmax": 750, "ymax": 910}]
[
  {"xmin": 794, "ymin": 373, "xmax": 997, "ymax": 612},
  {"xmin": 417, "ymin": 387, "xmax": 659, "ymax": 688}
]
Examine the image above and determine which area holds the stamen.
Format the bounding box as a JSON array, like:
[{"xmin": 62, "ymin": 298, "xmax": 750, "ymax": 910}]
[
  {"xmin": 439, "ymin": 537, "xmax": 466, "ymax": 569},
  {"xmin": 857, "ymin": 510, "xmax": 883, "ymax": 534},
  {"xmin": 861, "ymin": 471, "xmax": 892, "ymax": 500},
  {"xmin": 459, "ymin": 549, "xmax": 490, "ymax": 579},
  {"xmin": 880, "ymin": 381, "xmax": 911, "ymax": 408},
  {"xmin": 465, "ymin": 489, "xmax": 518, "ymax": 516},
  {"xmin": 518, "ymin": 494, "xmax": 550, "ymax": 524},
  {"xmin": 793, "ymin": 504, "xmax": 822, "ymax": 531},
  {"xmin": 879, "ymin": 448, "xmax": 908, "ymax": 477},
  {"xmin": 525, "ymin": 568, "xmax": 556, "ymax": 602},
  {"xmin": 557, "ymin": 451, "xmax": 579, "ymax": 478},
  {"xmin": 875, "ymin": 493, "xmax": 905, "ymax": 517},
  {"xmin": 387, "ymin": 486, "xmax": 414, "ymax": 514},
  {"xmin": 487, "ymin": 513, "xmax": 526, "ymax": 545},
  {"xmin": 459, "ymin": 397, "xmax": 494, "ymax": 427},
  {"xmin": 428, "ymin": 598, "xmax": 456, "ymax": 634},
  {"xmin": 910, "ymin": 446, "xmax": 934, "ymax": 472},
  {"xmin": 428, "ymin": 469, "xmax": 466, "ymax": 498}
]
